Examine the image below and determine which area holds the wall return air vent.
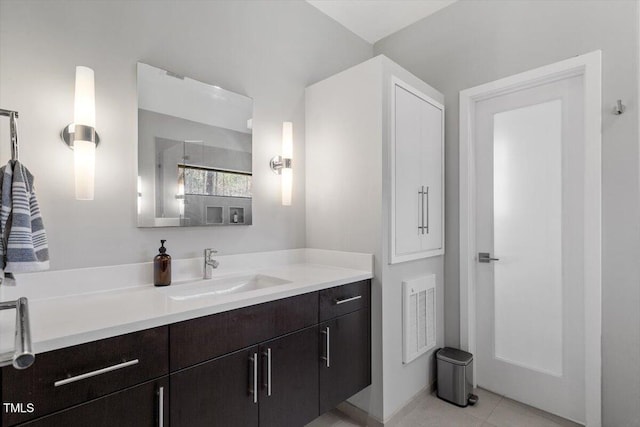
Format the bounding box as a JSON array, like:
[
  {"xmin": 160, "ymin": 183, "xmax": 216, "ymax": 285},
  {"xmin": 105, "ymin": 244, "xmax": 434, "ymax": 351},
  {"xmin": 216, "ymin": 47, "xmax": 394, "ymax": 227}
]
[{"xmin": 403, "ymin": 275, "xmax": 436, "ymax": 364}]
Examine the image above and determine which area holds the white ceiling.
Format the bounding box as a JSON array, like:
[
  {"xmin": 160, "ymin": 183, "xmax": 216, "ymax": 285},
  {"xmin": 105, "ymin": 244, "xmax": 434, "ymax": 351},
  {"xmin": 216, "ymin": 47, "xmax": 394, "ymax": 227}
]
[{"xmin": 306, "ymin": 0, "xmax": 458, "ymax": 44}]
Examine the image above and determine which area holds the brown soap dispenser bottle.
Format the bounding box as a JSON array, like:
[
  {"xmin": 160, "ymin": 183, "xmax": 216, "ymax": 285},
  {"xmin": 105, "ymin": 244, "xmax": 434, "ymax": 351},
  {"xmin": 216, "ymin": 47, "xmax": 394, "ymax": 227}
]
[{"xmin": 154, "ymin": 240, "xmax": 171, "ymax": 287}]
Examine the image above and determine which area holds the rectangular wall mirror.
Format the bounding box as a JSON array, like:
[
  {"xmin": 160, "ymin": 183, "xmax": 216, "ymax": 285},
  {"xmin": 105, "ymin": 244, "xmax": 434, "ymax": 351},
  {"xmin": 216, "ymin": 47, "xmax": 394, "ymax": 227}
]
[{"xmin": 137, "ymin": 62, "xmax": 253, "ymax": 227}]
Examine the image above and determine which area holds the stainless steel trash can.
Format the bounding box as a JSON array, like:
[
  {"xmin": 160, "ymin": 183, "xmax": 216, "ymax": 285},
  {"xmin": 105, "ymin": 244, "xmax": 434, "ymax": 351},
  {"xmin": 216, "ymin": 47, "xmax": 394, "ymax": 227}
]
[{"xmin": 436, "ymin": 347, "xmax": 478, "ymax": 407}]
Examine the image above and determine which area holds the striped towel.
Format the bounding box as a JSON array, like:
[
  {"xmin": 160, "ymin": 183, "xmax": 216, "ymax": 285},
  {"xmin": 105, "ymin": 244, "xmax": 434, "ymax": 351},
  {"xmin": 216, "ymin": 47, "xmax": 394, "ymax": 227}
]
[{"xmin": 0, "ymin": 160, "xmax": 49, "ymax": 279}]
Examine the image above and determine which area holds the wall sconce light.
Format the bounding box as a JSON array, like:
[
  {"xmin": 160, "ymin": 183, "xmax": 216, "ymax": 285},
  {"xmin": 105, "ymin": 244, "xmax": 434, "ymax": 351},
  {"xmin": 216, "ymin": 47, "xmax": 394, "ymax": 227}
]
[
  {"xmin": 270, "ymin": 122, "xmax": 293, "ymax": 206},
  {"xmin": 60, "ymin": 66, "xmax": 100, "ymax": 200},
  {"xmin": 176, "ymin": 168, "xmax": 185, "ymax": 217}
]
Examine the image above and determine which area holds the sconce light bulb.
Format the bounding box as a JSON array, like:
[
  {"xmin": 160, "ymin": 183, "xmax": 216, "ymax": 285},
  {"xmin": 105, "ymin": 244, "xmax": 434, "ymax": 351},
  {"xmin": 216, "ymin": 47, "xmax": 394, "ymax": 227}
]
[
  {"xmin": 282, "ymin": 167, "xmax": 292, "ymax": 206},
  {"xmin": 74, "ymin": 140, "xmax": 96, "ymax": 200},
  {"xmin": 73, "ymin": 66, "xmax": 95, "ymax": 128},
  {"xmin": 282, "ymin": 121, "xmax": 293, "ymax": 159}
]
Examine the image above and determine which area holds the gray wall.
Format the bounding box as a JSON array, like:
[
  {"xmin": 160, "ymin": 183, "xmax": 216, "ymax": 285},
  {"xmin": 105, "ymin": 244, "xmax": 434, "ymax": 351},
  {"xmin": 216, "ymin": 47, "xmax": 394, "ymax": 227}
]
[
  {"xmin": 0, "ymin": 0, "xmax": 372, "ymax": 268},
  {"xmin": 375, "ymin": 1, "xmax": 640, "ymax": 426}
]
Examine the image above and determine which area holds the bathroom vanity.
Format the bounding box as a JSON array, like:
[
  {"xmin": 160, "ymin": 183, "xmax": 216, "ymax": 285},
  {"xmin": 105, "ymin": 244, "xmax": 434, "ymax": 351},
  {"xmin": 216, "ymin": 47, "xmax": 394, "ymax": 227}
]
[{"xmin": 0, "ymin": 250, "xmax": 372, "ymax": 427}]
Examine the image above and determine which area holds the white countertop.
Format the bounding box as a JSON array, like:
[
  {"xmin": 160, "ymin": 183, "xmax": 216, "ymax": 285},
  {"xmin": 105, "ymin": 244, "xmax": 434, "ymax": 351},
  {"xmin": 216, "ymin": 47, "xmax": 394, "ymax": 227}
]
[{"xmin": 0, "ymin": 249, "xmax": 373, "ymax": 356}]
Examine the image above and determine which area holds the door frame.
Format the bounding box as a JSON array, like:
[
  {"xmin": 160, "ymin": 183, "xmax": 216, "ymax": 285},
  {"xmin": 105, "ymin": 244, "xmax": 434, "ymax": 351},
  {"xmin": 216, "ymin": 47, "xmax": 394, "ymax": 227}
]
[{"xmin": 458, "ymin": 50, "xmax": 602, "ymax": 426}]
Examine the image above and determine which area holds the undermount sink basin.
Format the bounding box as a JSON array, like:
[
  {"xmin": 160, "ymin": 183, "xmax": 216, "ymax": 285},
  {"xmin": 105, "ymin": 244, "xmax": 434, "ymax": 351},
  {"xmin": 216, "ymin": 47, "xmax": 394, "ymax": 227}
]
[{"xmin": 160, "ymin": 274, "xmax": 291, "ymax": 301}]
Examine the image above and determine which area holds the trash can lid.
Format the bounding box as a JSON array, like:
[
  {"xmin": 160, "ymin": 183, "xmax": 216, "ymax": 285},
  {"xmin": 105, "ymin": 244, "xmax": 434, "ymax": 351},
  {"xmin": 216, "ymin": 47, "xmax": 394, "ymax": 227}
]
[{"xmin": 436, "ymin": 347, "xmax": 473, "ymax": 366}]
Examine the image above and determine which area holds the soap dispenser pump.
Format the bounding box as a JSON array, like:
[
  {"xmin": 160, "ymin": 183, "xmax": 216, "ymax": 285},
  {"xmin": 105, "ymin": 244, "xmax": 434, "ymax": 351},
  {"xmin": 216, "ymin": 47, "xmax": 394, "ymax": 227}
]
[{"xmin": 154, "ymin": 240, "xmax": 171, "ymax": 287}]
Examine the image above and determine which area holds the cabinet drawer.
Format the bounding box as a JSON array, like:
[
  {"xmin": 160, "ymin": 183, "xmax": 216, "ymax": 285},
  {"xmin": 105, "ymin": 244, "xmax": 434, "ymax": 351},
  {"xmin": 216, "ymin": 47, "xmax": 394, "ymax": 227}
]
[
  {"xmin": 319, "ymin": 280, "xmax": 370, "ymax": 322},
  {"xmin": 170, "ymin": 292, "xmax": 318, "ymax": 371},
  {"xmin": 2, "ymin": 326, "xmax": 168, "ymax": 426}
]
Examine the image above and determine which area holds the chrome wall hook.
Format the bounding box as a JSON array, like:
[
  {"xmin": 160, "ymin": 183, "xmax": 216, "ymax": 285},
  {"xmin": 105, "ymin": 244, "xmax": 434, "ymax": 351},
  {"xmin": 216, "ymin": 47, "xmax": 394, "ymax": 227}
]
[{"xmin": 614, "ymin": 99, "xmax": 626, "ymax": 115}]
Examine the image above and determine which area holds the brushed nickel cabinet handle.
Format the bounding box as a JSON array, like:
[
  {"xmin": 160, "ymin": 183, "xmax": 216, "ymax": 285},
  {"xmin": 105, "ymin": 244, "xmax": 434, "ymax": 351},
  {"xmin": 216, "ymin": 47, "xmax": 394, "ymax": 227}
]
[
  {"xmin": 54, "ymin": 359, "xmax": 139, "ymax": 387},
  {"xmin": 321, "ymin": 327, "xmax": 330, "ymax": 368},
  {"xmin": 262, "ymin": 348, "xmax": 272, "ymax": 397},
  {"xmin": 418, "ymin": 187, "xmax": 424, "ymax": 233},
  {"xmin": 157, "ymin": 386, "xmax": 164, "ymax": 427},
  {"xmin": 249, "ymin": 353, "xmax": 258, "ymax": 403},
  {"xmin": 422, "ymin": 186, "xmax": 426, "ymax": 234},
  {"xmin": 335, "ymin": 295, "xmax": 362, "ymax": 305},
  {"xmin": 426, "ymin": 186, "xmax": 430, "ymax": 234}
]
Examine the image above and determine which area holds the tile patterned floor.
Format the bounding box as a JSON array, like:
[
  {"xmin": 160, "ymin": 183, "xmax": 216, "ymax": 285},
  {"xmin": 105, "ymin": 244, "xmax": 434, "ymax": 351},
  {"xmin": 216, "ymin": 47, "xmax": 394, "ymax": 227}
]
[{"xmin": 306, "ymin": 389, "xmax": 582, "ymax": 427}]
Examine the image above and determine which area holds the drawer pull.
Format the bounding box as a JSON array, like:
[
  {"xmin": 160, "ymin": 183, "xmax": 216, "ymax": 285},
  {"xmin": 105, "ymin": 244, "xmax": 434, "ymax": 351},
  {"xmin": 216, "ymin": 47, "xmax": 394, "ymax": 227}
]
[
  {"xmin": 335, "ymin": 295, "xmax": 362, "ymax": 305},
  {"xmin": 54, "ymin": 359, "xmax": 139, "ymax": 387}
]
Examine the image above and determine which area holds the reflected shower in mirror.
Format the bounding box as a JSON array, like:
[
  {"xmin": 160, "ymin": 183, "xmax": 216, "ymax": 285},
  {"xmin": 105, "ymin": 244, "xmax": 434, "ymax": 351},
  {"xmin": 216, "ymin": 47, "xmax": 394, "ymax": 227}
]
[{"xmin": 137, "ymin": 62, "xmax": 253, "ymax": 227}]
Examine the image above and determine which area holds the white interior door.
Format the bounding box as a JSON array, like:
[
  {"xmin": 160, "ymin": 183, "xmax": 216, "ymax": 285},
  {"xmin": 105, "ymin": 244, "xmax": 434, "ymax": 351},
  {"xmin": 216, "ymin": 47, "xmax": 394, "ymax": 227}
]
[{"xmin": 475, "ymin": 74, "xmax": 586, "ymax": 423}]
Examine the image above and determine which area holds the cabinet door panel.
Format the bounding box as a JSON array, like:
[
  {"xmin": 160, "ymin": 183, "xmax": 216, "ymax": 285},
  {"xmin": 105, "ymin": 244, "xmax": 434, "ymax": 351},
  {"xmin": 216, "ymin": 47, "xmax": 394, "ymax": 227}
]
[
  {"xmin": 19, "ymin": 377, "xmax": 168, "ymax": 427},
  {"xmin": 259, "ymin": 327, "xmax": 319, "ymax": 427},
  {"xmin": 319, "ymin": 309, "xmax": 371, "ymax": 414},
  {"xmin": 170, "ymin": 347, "xmax": 259, "ymax": 427},
  {"xmin": 421, "ymin": 99, "xmax": 443, "ymax": 252},
  {"xmin": 394, "ymin": 84, "xmax": 424, "ymax": 256}
]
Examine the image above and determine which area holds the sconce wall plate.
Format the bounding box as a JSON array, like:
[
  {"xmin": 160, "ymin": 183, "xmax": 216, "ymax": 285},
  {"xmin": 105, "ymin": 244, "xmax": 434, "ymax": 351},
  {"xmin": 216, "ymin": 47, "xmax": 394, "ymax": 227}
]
[
  {"xmin": 269, "ymin": 155, "xmax": 292, "ymax": 174},
  {"xmin": 60, "ymin": 123, "xmax": 100, "ymax": 149}
]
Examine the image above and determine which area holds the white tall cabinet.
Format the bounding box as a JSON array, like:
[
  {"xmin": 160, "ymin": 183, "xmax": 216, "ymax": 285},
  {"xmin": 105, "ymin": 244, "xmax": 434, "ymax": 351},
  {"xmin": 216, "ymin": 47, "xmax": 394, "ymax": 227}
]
[
  {"xmin": 306, "ymin": 55, "xmax": 444, "ymax": 422},
  {"xmin": 391, "ymin": 78, "xmax": 444, "ymax": 263}
]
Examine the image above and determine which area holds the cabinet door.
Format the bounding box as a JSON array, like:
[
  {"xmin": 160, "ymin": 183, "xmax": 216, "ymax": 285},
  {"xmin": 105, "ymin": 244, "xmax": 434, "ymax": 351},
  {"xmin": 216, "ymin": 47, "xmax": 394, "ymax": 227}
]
[
  {"xmin": 394, "ymin": 83, "xmax": 424, "ymax": 257},
  {"xmin": 19, "ymin": 377, "xmax": 168, "ymax": 427},
  {"xmin": 319, "ymin": 309, "xmax": 371, "ymax": 414},
  {"xmin": 391, "ymin": 79, "xmax": 444, "ymax": 263},
  {"xmin": 170, "ymin": 347, "xmax": 259, "ymax": 427},
  {"xmin": 420, "ymin": 99, "xmax": 443, "ymax": 252},
  {"xmin": 259, "ymin": 327, "xmax": 319, "ymax": 427}
]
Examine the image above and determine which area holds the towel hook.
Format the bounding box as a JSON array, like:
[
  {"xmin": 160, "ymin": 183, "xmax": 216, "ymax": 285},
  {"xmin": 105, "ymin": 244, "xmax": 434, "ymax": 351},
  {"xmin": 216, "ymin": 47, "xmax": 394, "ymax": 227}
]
[
  {"xmin": 614, "ymin": 100, "xmax": 626, "ymax": 115},
  {"xmin": 0, "ymin": 109, "xmax": 19, "ymax": 160}
]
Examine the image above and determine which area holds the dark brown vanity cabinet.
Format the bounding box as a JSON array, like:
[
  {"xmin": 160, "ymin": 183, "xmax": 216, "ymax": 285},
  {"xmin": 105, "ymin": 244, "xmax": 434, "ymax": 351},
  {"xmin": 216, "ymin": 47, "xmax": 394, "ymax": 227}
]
[
  {"xmin": 318, "ymin": 280, "xmax": 371, "ymax": 414},
  {"xmin": 171, "ymin": 326, "xmax": 320, "ymax": 427},
  {"xmin": 169, "ymin": 292, "xmax": 320, "ymax": 427},
  {"xmin": 1, "ymin": 280, "xmax": 370, "ymax": 427}
]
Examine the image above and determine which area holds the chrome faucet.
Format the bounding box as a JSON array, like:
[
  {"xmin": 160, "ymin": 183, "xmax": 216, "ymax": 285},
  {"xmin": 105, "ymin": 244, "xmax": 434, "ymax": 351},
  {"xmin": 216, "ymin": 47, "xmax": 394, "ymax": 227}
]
[{"xmin": 203, "ymin": 248, "xmax": 219, "ymax": 279}]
